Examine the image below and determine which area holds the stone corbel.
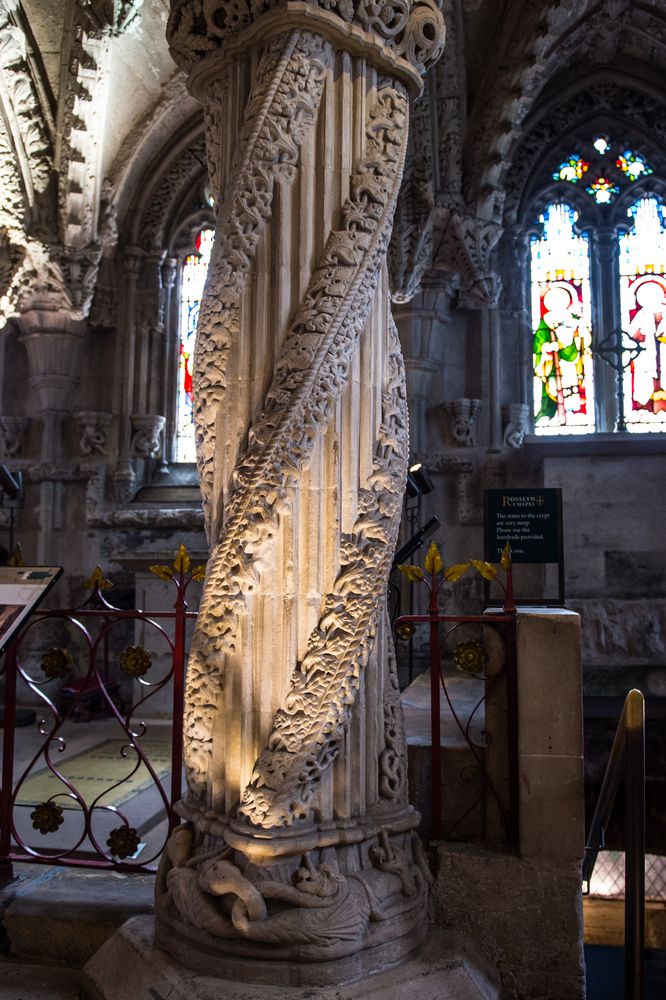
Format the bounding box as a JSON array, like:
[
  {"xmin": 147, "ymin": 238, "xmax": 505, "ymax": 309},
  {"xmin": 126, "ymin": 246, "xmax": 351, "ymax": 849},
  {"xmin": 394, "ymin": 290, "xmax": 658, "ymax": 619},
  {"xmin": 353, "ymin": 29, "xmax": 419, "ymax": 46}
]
[
  {"xmin": 502, "ymin": 403, "xmax": 529, "ymax": 449},
  {"xmin": 0, "ymin": 416, "xmax": 30, "ymax": 458},
  {"xmin": 443, "ymin": 398, "xmax": 481, "ymax": 447},
  {"xmin": 434, "ymin": 210, "xmax": 503, "ymax": 309},
  {"xmin": 130, "ymin": 414, "xmax": 165, "ymax": 459},
  {"xmin": 75, "ymin": 410, "xmax": 113, "ymax": 456}
]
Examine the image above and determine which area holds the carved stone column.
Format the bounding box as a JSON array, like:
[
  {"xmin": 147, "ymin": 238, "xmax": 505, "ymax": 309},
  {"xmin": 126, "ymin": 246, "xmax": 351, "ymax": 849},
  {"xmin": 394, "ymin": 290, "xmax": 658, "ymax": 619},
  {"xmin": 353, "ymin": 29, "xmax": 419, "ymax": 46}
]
[
  {"xmin": 17, "ymin": 309, "xmax": 86, "ymax": 461},
  {"xmin": 157, "ymin": 0, "xmax": 445, "ymax": 984}
]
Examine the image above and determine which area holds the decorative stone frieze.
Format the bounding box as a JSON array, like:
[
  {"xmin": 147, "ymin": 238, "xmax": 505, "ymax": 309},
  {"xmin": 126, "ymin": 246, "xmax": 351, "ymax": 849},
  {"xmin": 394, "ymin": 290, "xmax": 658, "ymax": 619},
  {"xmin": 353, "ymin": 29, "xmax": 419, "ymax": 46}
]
[
  {"xmin": 444, "ymin": 397, "xmax": 481, "ymax": 447},
  {"xmin": 57, "ymin": 1, "xmax": 144, "ymax": 251},
  {"xmin": 502, "ymin": 403, "xmax": 529, "ymax": 450},
  {"xmin": 76, "ymin": 411, "xmax": 113, "ymax": 456},
  {"xmin": 130, "ymin": 414, "xmax": 165, "ymax": 458},
  {"xmin": 0, "ymin": 416, "xmax": 29, "ymax": 457},
  {"xmin": 156, "ymin": 0, "xmax": 445, "ymax": 983}
]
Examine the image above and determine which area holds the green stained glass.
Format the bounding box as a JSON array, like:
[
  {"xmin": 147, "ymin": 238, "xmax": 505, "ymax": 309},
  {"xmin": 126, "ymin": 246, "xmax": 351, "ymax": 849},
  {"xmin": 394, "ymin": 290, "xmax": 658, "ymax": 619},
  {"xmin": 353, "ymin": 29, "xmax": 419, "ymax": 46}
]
[{"xmin": 530, "ymin": 204, "xmax": 595, "ymax": 435}]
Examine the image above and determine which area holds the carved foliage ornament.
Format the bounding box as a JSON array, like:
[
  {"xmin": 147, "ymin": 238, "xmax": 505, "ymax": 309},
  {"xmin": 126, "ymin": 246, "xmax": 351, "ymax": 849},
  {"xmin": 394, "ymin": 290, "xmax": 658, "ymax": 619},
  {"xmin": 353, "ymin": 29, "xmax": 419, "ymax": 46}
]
[
  {"xmin": 167, "ymin": 0, "xmax": 445, "ymax": 78},
  {"xmin": 0, "ymin": 0, "xmax": 53, "ymax": 199},
  {"xmin": 238, "ymin": 317, "xmax": 409, "ymax": 827},
  {"xmin": 435, "ymin": 211, "xmax": 502, "ymax": 309},
  {"xmin": 183, "ymin": 70, "xmax": 410, "ymax": 811},
  {"xmin": 193, "ymin": 31, "xmax": 332, "ymax": 539}
]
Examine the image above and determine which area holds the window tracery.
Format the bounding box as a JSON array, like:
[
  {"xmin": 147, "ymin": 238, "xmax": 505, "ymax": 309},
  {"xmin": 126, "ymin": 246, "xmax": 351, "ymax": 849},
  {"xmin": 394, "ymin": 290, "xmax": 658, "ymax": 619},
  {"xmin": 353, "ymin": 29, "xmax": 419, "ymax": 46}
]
[{"xmin": 529, "ymin": 136, "xmax": 666, "ymax": 436}]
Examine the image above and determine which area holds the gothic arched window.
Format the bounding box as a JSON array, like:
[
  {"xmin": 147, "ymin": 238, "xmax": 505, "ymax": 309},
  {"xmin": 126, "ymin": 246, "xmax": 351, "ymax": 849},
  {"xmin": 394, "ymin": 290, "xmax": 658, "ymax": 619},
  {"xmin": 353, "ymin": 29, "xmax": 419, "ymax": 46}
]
[
  {"xmin": 174, "ymin": 227, "xmax": 214, "ymax": 462},
  {"xmin": 529, "ymin": 136, "xmax": 666, "ymax": 435},
  {"xmin": 531, "ymin": 203, "xmax": 594, "ymax": 434}
]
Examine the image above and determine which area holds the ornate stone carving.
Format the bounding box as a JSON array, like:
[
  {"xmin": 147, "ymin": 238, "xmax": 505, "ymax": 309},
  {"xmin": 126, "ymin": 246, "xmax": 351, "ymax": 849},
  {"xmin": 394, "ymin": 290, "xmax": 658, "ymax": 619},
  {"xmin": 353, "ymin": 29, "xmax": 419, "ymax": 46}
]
[
  {"xmin": 156, "ymin": 821, "xmax": 430, "ymax": 982},
  {"xmin": 444, "ymin": 398, "xmax": 481, "ymax": 448},
  {"xmin": 140, "ymin": 134, "xmax": 208, "ymax": 252},
  {"xmin": 379, "ymin": 625, "xmax": 407, "ymax": 802},
  {"xmin": 0, "ymin": 416, "xmax": 29, "ymax": 458},
  {"xmin": 192, "ymin": 30, "xmax": 333, "ymax": 539},
  {"xmin": 237, "ymin": 314, "xmax": 409, "ymax": 827},
  {"xmin": 113, "ymin": 459, "xmax": 137, "ymax": 504},
  {"xmin": 504, "ymin": 81, "xmax": 666, "ymax": 227},
  {"xmin": 388, "ymin": 91, "xmax": 434, "ymax": 303},
  {"xmin": 76, "ymin": 411, "xmax": 113, "ymax": 456},
  {"xmin": 167, "ymin": 0, "xmax": 444, "ymax": 79},
  {"xmin": 502, "ymin": 403, "xmax": 529, "ymax": 450},
  {"xmin": 434, "ymin": 211, "xmax": 502, "ymax": 308},
  {"xmin": 82, "ymin": 1, "xmax": 145, "ymax": 36},
  {"xmin": 184, "ymin": 76, "xmax": 410, "ymax": 803},
  {"xmin": 130, "ymin": 414, "xmax": 166, "ymax": 458},
  {"xmin": 160, "ymin": 0, "xmax": 444, "ymax": 980},
  {"xmin": 0, "ymin": 0, "xmax": 54, "ymax": 205}
]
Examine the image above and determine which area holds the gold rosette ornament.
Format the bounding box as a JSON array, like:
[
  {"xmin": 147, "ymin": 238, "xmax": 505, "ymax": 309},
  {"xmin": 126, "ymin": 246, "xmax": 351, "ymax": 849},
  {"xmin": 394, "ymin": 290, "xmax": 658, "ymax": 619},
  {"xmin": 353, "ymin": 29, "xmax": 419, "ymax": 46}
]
[
  {"xmin": 40, "ymin": 647, "xmax": 74, "ymax": 680},
  {"xmin": 119, "ymin": 645, "xmax": 152, "ymax": 679},
  {"xmin": 30, "ymin": 801, "xmax": 64, "ymax": 834},
  {"xmin": 107, "ymin": 825, "xmax": 141, "ymax": 860},
  {"xmin": 453, "ymin": 640, "xmax": 488, "ymax": 675}
]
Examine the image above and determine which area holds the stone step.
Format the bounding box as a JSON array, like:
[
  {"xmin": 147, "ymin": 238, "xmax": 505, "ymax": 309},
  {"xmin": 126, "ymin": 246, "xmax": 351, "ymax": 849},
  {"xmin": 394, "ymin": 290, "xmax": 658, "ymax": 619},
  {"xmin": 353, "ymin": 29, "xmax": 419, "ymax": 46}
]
[
  {"xmin": 83, "ymin": 916, "xmax": 498, "ymax": 1000},
  {"xmin": 0, "ymin": 960, "xmax": 82, "ymax": 999},
  {"xmin": 1, "ymin": 863, "xmax": 154, "ymax": 968}
]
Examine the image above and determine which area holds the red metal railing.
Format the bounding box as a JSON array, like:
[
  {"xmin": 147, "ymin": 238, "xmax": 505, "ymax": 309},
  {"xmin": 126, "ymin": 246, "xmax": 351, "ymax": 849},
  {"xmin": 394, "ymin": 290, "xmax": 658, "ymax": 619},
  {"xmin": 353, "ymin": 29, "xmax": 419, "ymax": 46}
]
[
  {"xmin": 0, "ymin": 549, "xmax": 200, "ymax": 879},
  {"xmin": 394, "ymin": 543, "xmax": 518, "ymax": 845}
]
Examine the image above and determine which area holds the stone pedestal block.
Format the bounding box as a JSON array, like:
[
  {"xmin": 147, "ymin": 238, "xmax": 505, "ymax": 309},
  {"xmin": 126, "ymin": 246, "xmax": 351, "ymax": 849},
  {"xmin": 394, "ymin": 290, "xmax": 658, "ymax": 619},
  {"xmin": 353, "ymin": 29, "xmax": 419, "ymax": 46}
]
[{"xmin": 83, "ymin": 915, "xmax": 498, "ymax": 1000}]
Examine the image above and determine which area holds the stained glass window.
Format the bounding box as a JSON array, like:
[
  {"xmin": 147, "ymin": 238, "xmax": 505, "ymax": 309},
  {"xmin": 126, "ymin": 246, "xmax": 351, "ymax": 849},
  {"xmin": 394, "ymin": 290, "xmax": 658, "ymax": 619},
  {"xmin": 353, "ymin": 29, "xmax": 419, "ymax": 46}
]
[
  {"xmin": 554, "ymin": 138, "xmax": 653, "ymax": 206},
  {"xmin": 530, "ymin": 204, "xmax": 595, "ymax": 434},
  {"xmin": 616, "ymin": 150, "xmax": 652, "ymax": 181},
  {"xmin": 586, "ymin": 176, "xmax": 620, "ymax": 205},
  {"xmin": 175, "ymin": 228, "xmax": 214, "ymax": 462},
  {"xmin": 553, "ymin": 155, "xmax": 589, "ymax": 184},
  {"xmin": 618, "ymin": 196, "xmax": 666, "ymax": 431}
]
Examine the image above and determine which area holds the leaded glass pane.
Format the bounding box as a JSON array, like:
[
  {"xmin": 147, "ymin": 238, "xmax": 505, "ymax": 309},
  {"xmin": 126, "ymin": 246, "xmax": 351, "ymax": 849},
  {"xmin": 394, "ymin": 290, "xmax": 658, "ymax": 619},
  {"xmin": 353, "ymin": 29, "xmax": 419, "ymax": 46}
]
[
  {"xmin": 618, "ymin": 196, "xmax": 666, "ymax": 431},
  {"xmin": 175, "ymin": 228, "xmax": 214, "ymax": 462},
  {"xmin": 553, "ymin": 139, "xmax": 653, "ymax": 206},
  {"xmin": 530, "ymin": 203, "xmax": 595, "ymax": 434}
]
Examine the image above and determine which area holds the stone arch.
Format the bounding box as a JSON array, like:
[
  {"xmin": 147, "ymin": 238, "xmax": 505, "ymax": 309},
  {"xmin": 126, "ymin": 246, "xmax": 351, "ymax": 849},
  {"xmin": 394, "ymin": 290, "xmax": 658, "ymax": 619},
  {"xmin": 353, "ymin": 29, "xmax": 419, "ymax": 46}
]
[{"xmin": 464, "ymin": 0, "xmax": 666, "ymax": 223}]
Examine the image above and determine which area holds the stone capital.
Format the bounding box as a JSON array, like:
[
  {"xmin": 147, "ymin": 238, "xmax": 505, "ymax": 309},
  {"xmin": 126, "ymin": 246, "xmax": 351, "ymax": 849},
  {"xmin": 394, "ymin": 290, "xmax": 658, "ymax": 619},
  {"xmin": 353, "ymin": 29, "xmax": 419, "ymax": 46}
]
[
  {"xmin": 17, "ymin": 309, "xmax": 86, "ymax": 414},
  {"xmin": 168, "ymin": 0, "xmax": 445, "ymax": 96}
]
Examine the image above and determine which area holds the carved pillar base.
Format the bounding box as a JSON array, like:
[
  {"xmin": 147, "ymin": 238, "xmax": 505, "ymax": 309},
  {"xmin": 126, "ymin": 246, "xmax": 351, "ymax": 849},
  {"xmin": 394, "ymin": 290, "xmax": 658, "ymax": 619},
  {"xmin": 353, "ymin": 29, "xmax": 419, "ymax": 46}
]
[{"xmin": 156, "ymin": 811, "xmax": 429, "ymax": 985}]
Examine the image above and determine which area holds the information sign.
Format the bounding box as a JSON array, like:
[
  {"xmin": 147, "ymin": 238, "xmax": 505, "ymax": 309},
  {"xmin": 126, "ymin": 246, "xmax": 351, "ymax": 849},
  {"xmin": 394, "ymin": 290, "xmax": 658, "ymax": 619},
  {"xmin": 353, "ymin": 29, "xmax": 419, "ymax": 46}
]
[
  {"xmin": 484, "ymin": 489, "xmax": 564, "ymax": 604},
  {"xmin": 0, "ymin": 566, "xmax": 63, "ymax": 656}
]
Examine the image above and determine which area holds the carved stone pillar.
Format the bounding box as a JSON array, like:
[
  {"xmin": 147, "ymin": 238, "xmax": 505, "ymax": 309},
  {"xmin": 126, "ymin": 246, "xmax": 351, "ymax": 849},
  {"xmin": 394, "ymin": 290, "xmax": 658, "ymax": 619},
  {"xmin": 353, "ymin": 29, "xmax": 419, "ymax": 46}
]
[
  {"xmin": 157, "ymin": 0, "xmax": 445, "ymax": 984},
  {"xmin": 17, "ymin": 309, "xmax": 86, "ymax": 461}
]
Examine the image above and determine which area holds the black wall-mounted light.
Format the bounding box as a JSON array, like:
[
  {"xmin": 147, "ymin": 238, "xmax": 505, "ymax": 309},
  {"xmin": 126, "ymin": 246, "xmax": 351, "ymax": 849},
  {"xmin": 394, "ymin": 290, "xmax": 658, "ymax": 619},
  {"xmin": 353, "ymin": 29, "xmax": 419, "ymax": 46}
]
[
  {"xmin": 406, "ymin": 462, "xmax": 435, "ymax": 497},
  {"xmin": 0, "ymin": 466, "xmax": 23, "ymax": 501}
]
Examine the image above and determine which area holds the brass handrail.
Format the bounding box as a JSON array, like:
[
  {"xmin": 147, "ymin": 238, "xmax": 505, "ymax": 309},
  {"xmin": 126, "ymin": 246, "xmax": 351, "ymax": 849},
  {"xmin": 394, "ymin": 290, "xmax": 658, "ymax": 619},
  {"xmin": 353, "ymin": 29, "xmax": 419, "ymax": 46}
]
[{"xmin": 583, "ymin": 688, "xmax": 645, "ymax": 1000}]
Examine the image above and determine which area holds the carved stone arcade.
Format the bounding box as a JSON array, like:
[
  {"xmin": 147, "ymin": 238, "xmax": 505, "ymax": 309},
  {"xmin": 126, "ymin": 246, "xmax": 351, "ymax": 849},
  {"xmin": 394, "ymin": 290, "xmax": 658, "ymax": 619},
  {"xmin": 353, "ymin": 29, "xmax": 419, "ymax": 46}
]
[{"xmin": 155, "ymin": 0, "xmax": 445, "ymax": 984}]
